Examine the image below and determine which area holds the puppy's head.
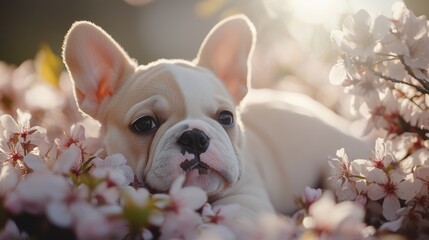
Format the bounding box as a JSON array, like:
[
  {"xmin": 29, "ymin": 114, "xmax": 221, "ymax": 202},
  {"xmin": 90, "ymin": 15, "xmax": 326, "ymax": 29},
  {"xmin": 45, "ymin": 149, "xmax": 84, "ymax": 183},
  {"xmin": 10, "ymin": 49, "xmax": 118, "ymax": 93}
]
[{"xmin": 62, "ymin": 15, "xmax": 255, "ymax": 196}]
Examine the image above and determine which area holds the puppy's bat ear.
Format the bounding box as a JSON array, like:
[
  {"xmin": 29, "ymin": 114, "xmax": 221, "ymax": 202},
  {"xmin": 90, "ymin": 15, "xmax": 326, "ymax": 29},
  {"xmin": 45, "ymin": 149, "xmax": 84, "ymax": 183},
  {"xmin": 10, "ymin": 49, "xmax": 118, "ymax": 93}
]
[
  {"xmin": 62, "ymin": 21, "xmax": 136, "ymax": 119},
  {"xmin": 195, "ymin": 15, "xmax": 256, "ymax": 104}
]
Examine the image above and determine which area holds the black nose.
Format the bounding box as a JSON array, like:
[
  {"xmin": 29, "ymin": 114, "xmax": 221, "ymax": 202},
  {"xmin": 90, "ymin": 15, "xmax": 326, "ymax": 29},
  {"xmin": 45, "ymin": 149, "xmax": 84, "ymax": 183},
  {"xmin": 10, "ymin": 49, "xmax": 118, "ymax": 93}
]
[{"xmin": 177, "ymin": 129, "xmax": 210, "ymax": 154}]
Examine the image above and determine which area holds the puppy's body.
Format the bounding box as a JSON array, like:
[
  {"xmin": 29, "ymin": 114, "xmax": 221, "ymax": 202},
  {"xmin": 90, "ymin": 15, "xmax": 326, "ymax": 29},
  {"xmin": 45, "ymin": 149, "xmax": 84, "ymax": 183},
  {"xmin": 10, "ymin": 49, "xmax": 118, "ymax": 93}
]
[
  {"xmin": 63, "ymin": 16, "xmax": 369, "ymax": 221},
  {"xmin": 238, "ymin": 90, "xmax": 367, "ymax": 214}
]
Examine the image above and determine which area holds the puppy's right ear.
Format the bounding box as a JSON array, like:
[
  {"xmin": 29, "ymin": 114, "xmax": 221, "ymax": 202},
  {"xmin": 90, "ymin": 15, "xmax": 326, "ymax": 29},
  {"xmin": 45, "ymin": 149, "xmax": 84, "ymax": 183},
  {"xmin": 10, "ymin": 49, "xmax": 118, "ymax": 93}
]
[
  {"xmin": 63, "ymin": 21, "xmax": 136, "ymax": 119},
  {"xmin": 195, "ymin": 15, "xmax": 255, "ymax": 104}
]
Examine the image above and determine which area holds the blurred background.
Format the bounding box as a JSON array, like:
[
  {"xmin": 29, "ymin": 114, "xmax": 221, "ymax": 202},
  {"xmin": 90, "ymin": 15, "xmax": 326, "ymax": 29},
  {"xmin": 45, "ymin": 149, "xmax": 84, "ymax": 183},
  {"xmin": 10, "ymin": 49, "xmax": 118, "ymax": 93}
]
[{"xmin": 0, "ymin": 0, "xmax": 428, "ymax": 125}]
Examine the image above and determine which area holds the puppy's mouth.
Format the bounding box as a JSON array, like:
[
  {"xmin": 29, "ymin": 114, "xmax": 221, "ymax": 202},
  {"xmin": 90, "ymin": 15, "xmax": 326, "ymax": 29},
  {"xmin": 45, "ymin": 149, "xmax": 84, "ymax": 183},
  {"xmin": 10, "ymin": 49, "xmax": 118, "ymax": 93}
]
[{"xmin": 180, "ymin": 154, "xmax": 210, "ymax": 175}]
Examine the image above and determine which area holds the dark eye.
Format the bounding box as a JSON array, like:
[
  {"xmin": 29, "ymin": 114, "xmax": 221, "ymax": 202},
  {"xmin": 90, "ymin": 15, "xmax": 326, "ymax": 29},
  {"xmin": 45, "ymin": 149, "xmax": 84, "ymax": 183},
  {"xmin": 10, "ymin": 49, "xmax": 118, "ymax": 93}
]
[
  {"xmin": 218, "ymin": 110, "xmax": 234, "ymax": 127},
  {"xmin": 130, "ymin": 116, "xmax": 158, "ymax": 134}
]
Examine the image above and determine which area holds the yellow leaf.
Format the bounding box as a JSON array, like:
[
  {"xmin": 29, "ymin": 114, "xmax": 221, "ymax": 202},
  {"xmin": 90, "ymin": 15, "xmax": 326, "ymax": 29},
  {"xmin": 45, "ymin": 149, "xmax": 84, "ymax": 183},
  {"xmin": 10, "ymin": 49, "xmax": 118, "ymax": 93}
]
[
  {"xmin": 195, "ymin": 0, "xmax": 227, "ymax": 18},
  {"xmin": 35, "ymin": 43, "xmax": 63, "ymax": 87}
]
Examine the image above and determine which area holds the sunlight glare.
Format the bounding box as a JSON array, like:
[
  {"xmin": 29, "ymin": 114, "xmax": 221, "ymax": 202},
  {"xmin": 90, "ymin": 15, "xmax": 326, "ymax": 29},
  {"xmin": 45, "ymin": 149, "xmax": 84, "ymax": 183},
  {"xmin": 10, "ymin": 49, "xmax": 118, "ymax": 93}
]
[{"xmin": 288, "ymin": 0, "xmax": 346, "ymax": 27}]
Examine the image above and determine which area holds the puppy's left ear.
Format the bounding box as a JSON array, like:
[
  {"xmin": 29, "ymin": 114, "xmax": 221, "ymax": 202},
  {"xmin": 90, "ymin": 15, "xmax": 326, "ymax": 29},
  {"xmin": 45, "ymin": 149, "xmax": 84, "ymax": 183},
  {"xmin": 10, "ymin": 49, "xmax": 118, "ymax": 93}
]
[
  {"xmin": 195, "ymin": 15, "xmax": 256, "ymax": 103},
  {"xmin": 62, "ymin": 21, "xmax": 136, "ymax": 119}
]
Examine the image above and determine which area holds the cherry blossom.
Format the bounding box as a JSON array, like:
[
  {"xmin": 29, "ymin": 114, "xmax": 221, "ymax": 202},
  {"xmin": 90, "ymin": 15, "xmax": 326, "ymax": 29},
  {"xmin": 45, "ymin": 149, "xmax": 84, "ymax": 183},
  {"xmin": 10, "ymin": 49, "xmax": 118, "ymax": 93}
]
[
  {"xmin": 72, "ymin": 202, "xmax": 127, "ymax": 240},
  {"xmin": 90, "ymin": 153, "xmax": 134, "ymax": 186},
  {"xmin": 46, "ymin": 187, "xmax": 87, "ymax": 228},
  {"xmin": 52, "ymin": 144, "xmax": 82, "ymax": 174},
  {"xmin": 350, "ymin": 138, "xmax": 394, "ymax": 175},
  {"xmin": 4, "ymin": 172, "xmax": 70, "ymax": 215},
  {"xmin": 120, "ymin": 187, "xmax": 163, "ymax": 238},
  {"xmin": 157, "ymin": 175, "xmax": 208, "ymax": 239},
  {"xmin": 336, "ymin": 9, "xmax": 390, "ymax": 57},
  {"xmin": 328, "ymin": 148, "xmax": 352, "ymax": 188},
  {"xmin": 158, "ymin": 175, "xmax": 208, "ymax": 213},
  {"xmin": 0, "ymin": 140, "xmax": 25, "ymax": 170},
  {"xmin": 306, "ymin": 191, "xmax": 369, "ymax": 238},
  {"xmin": 300, "ymin": 187, "xmax": 322, "ymax": 210},
  {"xmin": 201, "ymin": 203, "xmax": 239, "ymax": 226},
  {"xmin": 0, "ymin": 110, "xmax": 47, "ymax": 147},
  {"xmin": 367, "ymin": 168, "xmax": 422, "ymax": 221},
  {"xmin": 54, "ymin": 123, "xmax": 101, "ymax": 157},
  {"xmin": 391, "ymin": 2, "xmax": 429, "ymax": 71}
]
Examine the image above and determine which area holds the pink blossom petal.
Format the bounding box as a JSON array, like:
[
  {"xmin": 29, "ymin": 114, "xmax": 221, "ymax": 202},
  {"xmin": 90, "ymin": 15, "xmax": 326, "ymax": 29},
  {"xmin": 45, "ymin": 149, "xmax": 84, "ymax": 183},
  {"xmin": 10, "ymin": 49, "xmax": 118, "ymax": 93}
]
[
  {"xmin": 367, "ymin": 183, "xmax": 385, "ymax": 201},
  {"xmin": 121, "ymin": 165, "xmax": 134, "ymax": 185},
  {"xmin": 0, "ymin": 114, "xmax": 19, "ymax": 134},
  {"xmin": 71, "ymin": 124, "xmax": 86, "ymax": 141},
  {"xmin": 46, "ymin": 202, "xmax": 73, "ymax": 227},
  {"xmin": 175, "ymin": 187, "xmax": 207, "ymax": 210},
  {"xmin": 91, "ymin": 154, "xmax": 133, "ymax": 185},
  {"xmin": 389, "ymin": 171, "xmax": 404, "ymax": 184},
  {"xmin": 23, "ymin": 154, "xmax": 47, "ymax": 171},
  {"xmin": 382, "ymin": 195, "xmax": 400, "ymax": 221},
  {"xmin": 0, "ymin": 165, "xmax": 19, "ymax": 196},
  {"xmin": 350, "ymin": 159, "xmax": 372, "ymax": 176},
  {"xmin": 397, "ymin": 179, "xmax": 422, "ymax": 200},
  {"xmin": 202, "ymin": 203, "xmax": 240, "ymax": 224},
  {"xmin": 122, "ymin": 187, "xmax": 150, "ymax": 208},
  {"xmin": 328, "ymin": 158, "xmax": 342, "ymax": 172},
  {"xmin": 152, "ymin": 193, "xmax": 170, "ymax": 209},
  {"xmin": 355, "ymin": 179, "xmax": 368, "ymax": 194},
  {"xmin": 142, "ymin": 229, "xmax": 153, "ymax": 240},
  {"xmin": 417, "ymin": 166, "xmax": 429, "ymax": 181},
  {"xmin": 372, "ymin": 15, "xmax": 390, "ymax": 40},
  {"xmin": 302, "ymin": 187, "xmax": 322, "ymax": 204},
  {"xmin": 366, "ymin": 168, "xmax": 387, "ymax": 184},
  {"xmin": 329, "ymin": 61, "xmax": 347, "ymax": 85},
  {"xmin": 336, "ymin": 183, "xmax": 357, "ymax": 201},
  {"xmin": 169, "ymin": 175, "xmax": 185, "ymax": 195},
  {"xmin": 75, "ymin": 210, "xmax": 114, "ymax": 240},
  {"xmin": 380, "ymin": 216, "xmax": 404, "ymax": 232},
  {"xmin": 202, "ymin": 203, "xmax": 214, "ymax": 217},
  {"xmin": 16, "ymin": 110, "xmax": 31, "ymax": 126},
  {"xmin": 160, "ymin": 209, "xmax": 202, "ymax": 240},
  {"xmin": 309, "ymin": 191, "xmax": 335, "ymax": 226},
  {"xmin": 333, "ymin": 202, "xmax": 366, "ymax": 235},
  {"xmin": 53, "ymin": 144, "xmax": 81, "ymax": 174}
]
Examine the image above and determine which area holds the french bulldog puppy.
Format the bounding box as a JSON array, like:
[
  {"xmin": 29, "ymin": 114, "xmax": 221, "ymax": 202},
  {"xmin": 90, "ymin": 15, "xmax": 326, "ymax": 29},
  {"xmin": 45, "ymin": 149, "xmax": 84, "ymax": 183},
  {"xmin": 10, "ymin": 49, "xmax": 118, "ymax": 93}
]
[{"xmin": 62, "ymin": 15, "xmax": 369, "ymax": 220}]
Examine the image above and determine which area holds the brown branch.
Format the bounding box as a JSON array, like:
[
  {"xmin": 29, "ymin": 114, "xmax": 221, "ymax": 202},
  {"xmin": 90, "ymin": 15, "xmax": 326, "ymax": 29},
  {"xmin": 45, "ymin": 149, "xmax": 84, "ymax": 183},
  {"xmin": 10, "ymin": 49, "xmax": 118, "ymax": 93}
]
[
  {"xmin": 399, "ymin": 56, "xmax": 429, "ymax": 91},
  {"xmin": 372, "ymin": 70, "xmax": 429, "ymax": 95}
]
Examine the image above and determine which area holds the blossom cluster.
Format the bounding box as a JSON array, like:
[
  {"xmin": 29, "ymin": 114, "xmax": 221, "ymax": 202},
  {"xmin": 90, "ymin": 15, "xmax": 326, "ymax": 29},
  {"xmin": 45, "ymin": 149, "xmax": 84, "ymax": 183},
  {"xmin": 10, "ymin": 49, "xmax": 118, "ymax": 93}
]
[
  {"xmin": 329, "ymin": 2, "xmax": 429, "ymax": 239},
  {"xmin": 330, "ymin": 1, "xmax": 429, "ymax": 138},
  {"xmin": 0, "ymin": 111, "xmax": 378, "ymax": 239},
  {"xmin": 0, "ymin": 111, "xmax": 242, "ymax": 239},
  {"xmin": 0, "ymin": 50, "xmax": 84, "ymax": 139}
]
